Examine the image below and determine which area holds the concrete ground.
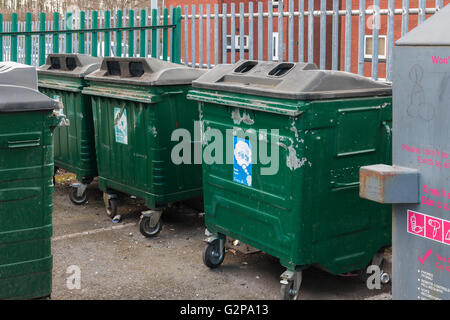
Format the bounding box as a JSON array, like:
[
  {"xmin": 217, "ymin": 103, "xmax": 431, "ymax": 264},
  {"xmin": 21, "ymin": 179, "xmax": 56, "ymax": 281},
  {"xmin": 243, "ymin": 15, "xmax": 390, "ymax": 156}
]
[{"xmin": 51, "ymin": 172, "xmax": 392, "ymax": 300}]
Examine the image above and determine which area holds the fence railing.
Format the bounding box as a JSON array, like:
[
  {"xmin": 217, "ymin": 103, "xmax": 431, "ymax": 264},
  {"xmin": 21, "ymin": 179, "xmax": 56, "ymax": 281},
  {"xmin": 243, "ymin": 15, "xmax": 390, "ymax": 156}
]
[
  {"xmin": 0, "ymin": 7, "xmax": 182, "ymax": 66},
  {"xmin": 0, "ymin": 1, "xmax": 448, "ymax": 82}
]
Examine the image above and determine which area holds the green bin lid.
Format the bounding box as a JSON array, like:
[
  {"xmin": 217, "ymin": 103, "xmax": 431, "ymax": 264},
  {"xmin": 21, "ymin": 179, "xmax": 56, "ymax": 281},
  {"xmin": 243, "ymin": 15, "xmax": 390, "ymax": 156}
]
[
  {"xmin": 192, "ymin": 60, "xmax": 392, "ymax": 100},
  {"xmin": 84, "ymin": 57, "xmax": 206, "ymax": 86},
  {"xmin": 396, "ymin": 4, "xmax": 450, "ymax": 46},
  {"xmin": 38, "ymin": 54, "xmax": 101, "ymax": 78},
  {"xmin": 0, "ymin": 62, "xmax": 59, "ymax": 112}
]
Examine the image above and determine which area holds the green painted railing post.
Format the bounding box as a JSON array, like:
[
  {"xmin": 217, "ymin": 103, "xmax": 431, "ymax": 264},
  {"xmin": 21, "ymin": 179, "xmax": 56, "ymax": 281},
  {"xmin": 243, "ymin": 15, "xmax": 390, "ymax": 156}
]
[
  {"xmin": 92, "ymin": 11, "xmax": 98, "ymax": 57},
  {"xmin": 53, "ymin": 12, "xmax": 59, "ymax": 53},
  {"xmin": 65, "ymin": 12, "xmax": 72, "ymax": 53},
  {"xmin": 79, "ymin": 11, "xmax": 85, "ymax": 54},
  {"xmin": 163, "ymin": 8, "xmax": 168, "ymax": 61},
  {"xmin": 25, "ymin": 13, "xmax": 32, "ymax": 65},
  {"xmin": 128, "ymin": 9, "xmax": 134, "ymax": 57},
  {"xmin": 171, "ymin": 7, "xmax": 181, "ymax": 63},
  {"xmin": 104, "ymin": 10, "xmax": 110, "ymax": 56},
  {"xmin": 11, "ymin": 13, "xmax": 17, "ymax": 62},
  {"xmin": 116, "ymin": 10, "xmax": 122, "ymax": 57},
  {"xmin": 151, "ymin": 9, "xmax": 157, "ymax": 58},
  {"xmin": 39, "ymin": 13, "xmax": 46, "ymax": 66},
  {"xmin": 0, "ymin": 14, "xmax": 3, "ymax": 62},
  {"xmin": 139, "ymin": 9, "xmax": 146, "ymax": 57}
]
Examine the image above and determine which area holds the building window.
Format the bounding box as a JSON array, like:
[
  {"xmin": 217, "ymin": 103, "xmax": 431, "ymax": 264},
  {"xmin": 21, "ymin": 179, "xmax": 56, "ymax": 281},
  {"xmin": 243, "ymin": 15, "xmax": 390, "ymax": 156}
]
[
  {"xmin": 272, "ymin": 32, "xmax": 279, "ymax": 61},
  {"xmin": 364, "ymin": 35, "xmax": 387, "ymax": 60},
  {"xmin": 226, "ymin": 35, "xmax": 250, "ymax": 50}
]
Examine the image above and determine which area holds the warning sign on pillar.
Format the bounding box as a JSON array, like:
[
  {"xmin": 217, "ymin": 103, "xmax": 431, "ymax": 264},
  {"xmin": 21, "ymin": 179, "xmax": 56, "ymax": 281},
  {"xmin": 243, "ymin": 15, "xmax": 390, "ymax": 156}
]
[{"xmin": 407, "ymin": 210, "xmax": 449, "ymax": 244}]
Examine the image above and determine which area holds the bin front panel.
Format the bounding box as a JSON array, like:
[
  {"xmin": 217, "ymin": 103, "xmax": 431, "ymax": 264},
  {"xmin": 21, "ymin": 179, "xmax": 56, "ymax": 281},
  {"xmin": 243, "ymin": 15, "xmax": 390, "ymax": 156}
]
[
  {"xmin": 200, "ymin": 92, "xmax": 392, "ymax": 273},
  {"xmin": 0, "ymin": 110, "xmax": 54, "ymax": 299},
  {"xmin": 89, "ymin": 84, "xmax": 202, "ymax": 207},
  {"xmin": 38, "ymin": 75, "xmax": 98, "ymax": 181}
]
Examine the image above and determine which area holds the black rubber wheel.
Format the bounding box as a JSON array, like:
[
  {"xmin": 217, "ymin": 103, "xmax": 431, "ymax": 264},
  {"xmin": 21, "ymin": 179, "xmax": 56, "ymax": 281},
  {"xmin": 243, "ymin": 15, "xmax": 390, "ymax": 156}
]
[
  {"xmin": 203, "ymin": 239, "xmax": 225, "ymax": 269},
  {"xmin": 139, "ymin": 216, "xmax": 162, "ymax": 237},
  {"xmin": 69, "ymin": 188, "xmax": 88, "ymax": 205},
  {"xmin": 105, "ymin": 197, "xmax": 118, "ymax": 218}
]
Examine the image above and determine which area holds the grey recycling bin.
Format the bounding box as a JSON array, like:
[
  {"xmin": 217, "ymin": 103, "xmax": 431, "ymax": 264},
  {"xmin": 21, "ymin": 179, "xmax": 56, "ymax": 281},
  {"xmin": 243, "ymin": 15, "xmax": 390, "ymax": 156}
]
[
  {"xmin": 360, "ymin": 5, "xmax": 450, "ymax": 300},
  {"xmin": 38, "ymin": 54, "xmax": 101, "ymax": 205}
]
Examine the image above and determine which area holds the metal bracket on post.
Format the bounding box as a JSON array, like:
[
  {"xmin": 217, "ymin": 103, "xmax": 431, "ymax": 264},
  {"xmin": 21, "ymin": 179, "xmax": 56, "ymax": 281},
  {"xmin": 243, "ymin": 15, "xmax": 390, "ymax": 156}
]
[
  {"xmin": 360, "ymin": 164, "xmax": 420, "ymax": 204},
  {"xmin": 141, "ymin": 209, "xmax": 163, "ymax": 228}
]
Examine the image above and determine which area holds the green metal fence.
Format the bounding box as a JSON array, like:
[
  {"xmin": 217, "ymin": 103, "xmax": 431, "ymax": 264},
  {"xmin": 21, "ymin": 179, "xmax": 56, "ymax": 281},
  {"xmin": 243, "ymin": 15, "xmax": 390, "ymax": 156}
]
[{"xmin": 0, "ymin": 7, "xmax": 182, "ymax": 66}]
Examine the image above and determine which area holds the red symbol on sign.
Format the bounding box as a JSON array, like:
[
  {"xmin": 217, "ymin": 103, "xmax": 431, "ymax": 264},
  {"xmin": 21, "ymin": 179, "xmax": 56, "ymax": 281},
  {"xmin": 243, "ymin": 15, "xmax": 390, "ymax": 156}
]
[
  {"xmin": 408, "ymin": 211, "xmax": 425, "ymax": 236},
  {"xmin": 426, "ymin": 216, "xmax": 443, "ymax": 242},
  {"xmin": 443, "ymin": 221, "xmax": 450, "ymax": 245}
]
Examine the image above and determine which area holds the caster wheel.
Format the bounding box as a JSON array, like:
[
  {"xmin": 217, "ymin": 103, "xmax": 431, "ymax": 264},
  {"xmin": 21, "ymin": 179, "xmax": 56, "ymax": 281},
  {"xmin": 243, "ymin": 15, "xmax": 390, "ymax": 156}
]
[
  {"xmin": 381, "ymin": 271, "xmax": 390, "ymax": 284},
  {"xmin": 203, "ymin": 238, "xmax": 225, "ymax": 269},
  {"xmin": 103, "ymin": 193, "xmax": 118, "ymax": 218},
  {"xmin": 69, "ymin": 188, "xmax": 88, "ymax": 205},
  {"xmin": 139, "ymin": 216, "xmax": 162, "ymax": 237}
]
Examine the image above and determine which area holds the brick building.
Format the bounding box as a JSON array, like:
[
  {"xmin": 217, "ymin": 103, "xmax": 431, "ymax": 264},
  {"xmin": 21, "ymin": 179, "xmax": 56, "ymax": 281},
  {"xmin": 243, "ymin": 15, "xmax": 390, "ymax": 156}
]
[{"xmin": 164, "ymin": 0, "xmax": 449, "ymax": 78}]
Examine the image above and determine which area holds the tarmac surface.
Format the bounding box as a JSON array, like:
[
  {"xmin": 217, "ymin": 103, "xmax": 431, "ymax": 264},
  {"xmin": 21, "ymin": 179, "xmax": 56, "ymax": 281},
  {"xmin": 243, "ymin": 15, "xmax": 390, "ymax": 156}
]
[{"xmin": 51, "ymin": 172, "xmax": 392, "ymax": 300}]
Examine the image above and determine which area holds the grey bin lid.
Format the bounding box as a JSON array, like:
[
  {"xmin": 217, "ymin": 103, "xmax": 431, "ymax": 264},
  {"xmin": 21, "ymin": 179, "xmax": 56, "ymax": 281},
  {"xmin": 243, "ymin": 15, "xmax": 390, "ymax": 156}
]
[
  {"xmin": 192, "ymin": 60, "xmax": 392, "ymax": 100},
  {"xmin": 84, "ymin": 57, "xmax": 206, "ymax": 86},
  {"xmin": 0, "ymin": 85, "xmax": 59, "ymax": 112},
  {"xmin": 38, "ymin": 54, "xmax": 101, "ymax": 78},
  {"xmin": 396, "ymin": 4, "xmax": 450, "ymax": 46},
  {"xmin": 0, "ymin": 62, "xmax": 38, "ymax": 90}
]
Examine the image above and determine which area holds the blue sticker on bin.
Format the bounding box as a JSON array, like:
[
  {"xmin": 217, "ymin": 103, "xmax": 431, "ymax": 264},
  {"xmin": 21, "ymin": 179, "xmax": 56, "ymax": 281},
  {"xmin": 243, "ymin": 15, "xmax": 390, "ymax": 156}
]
[
  {"xmin": 233, "ymin": 137, "xmax": 252, "ymax": 187},
  {"xmin": 114, "ymin": 107, "xmax": 128, "ymax": 145}
]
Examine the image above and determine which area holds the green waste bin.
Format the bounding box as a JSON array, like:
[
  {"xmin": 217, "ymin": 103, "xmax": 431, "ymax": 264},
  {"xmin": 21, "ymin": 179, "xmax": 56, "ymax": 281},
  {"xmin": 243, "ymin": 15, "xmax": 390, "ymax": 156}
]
[
  {"xmin": 83, "ymin": 57, "xmax": 205, "ymax": 237},
  {"xmin": 187, "ymin": 60, "xmax": 393, "ymax": 299},
  {"xmin": 38, "ymin": 54, "xmax": 101, "ymax": 205},
  {"xmin": 0, "ymin": 62, "xmax": 61, "ymax": 299}
]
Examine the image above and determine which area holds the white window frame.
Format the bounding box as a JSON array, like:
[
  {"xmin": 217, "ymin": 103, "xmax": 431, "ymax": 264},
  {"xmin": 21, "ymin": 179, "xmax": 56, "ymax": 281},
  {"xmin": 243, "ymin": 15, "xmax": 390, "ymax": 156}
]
[
  {"xmin": 364, "ymin": 35, "xmax": 387, "ymax": 60},
  {"xmin": 272, "ymin": 32, "xmax": 279, "ymax": 61},
  {"xmin": 226, "ymin": 35, "xmax": 250, "ymax": 50}
]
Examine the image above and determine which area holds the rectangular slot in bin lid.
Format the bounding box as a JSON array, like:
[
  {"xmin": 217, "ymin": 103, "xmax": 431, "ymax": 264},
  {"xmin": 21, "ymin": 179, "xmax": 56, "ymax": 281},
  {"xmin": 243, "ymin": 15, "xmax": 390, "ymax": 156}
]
[
  {"xmin": 396, "ymin": 4, "xmax": 450, "ymax": 46},
  {"xmin": 192, "ymin": 60, "xmax": 392, "ymax": 100},
  {"xmin": 0, "ymin": 62, "xmax": 38, "ymax": 90},
  {"xmin": 84, "ymin": 57, "xmax": 206, "ymax": 86},
  {"xmin": 38, "ymin": 54, "xmax": 101, "ymax": 78},
  {"xmin": 0, "ymin": 85, "xmax": 59, "ymax": 112}
]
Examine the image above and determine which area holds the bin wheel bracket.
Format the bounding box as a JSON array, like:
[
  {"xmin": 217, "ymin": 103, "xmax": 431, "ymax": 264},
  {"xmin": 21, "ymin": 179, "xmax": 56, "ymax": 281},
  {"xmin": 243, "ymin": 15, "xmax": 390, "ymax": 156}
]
[
  {"xmin": 69, "ymin": 183, "xmax": 88, "ymax": 205},
  {"xmin": 103, "ymin": 192, "xmax": 118, "ymax": 218},
  {"xmin": 139, "ymin": 209, "xmax": 163, "ymax": 238},
  {"xmin": 280, "ymin": 269, "xmax": 302, "ymax": 300}
]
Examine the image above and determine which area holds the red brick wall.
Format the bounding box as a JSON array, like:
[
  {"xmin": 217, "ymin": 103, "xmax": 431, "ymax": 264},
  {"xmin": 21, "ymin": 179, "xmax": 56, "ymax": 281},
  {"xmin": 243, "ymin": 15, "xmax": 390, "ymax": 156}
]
[{"xmin": 339, "ymin": 0, "xmax": 450, "ymax": 79}]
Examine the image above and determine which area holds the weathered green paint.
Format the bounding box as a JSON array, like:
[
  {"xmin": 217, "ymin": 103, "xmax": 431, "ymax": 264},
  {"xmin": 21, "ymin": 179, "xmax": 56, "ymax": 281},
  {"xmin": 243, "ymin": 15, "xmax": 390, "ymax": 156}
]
[
  {"xmin": 116, "ymin": 10, "xmax": 122, "ymax": 57},
  {"xmin": 128, "ymin": 10, "xmax": 134, "ymax": 57},
  {"xmin": 78, "ymin": 11, "xmax": 85, "ymax": 54},
  {"xmin": 104, "ymin": 11, "xmax": 111, "ymax": 57},
  {"xmin": 52, "ymin": 13, "xmax": 59, "ymax": 54},
  {"xmin": 189, "ymin": 89, "xmax": 392, "ymax": 274},
  {"xmin": 82, "ymin": 81, "xmax": 202, "ymax": 209},
  {"xmin": 38, "ymin": 74, "xmax": 98, "ymax": 184},
  {"xmin": 11, "ymin": 13, "xmax": 17, "ymax": 61},
  {"xmin": 0, "ymin": 110, "xmax": 59, "ymax": 299},
  {"xmin": 140, "ymin": 9, "xmax": 146, "ymax": 58},
  {"xmin": 92, "ymin": 11, "xmax": 98, "ymax": 57},
  {"xmin": 39, "ymin": 13, "xmax": 46, "ymax": 66},
  {"xmin": 151, "ymin": 9, "xmax": 157, "ymax": 58},
  {"xmin": 163, "ymin": 8, "xmax": 168, "ymax": 61},
  {"xmin": 65, "ymin": 12, "xmax": 73, "ymax": 54}
]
